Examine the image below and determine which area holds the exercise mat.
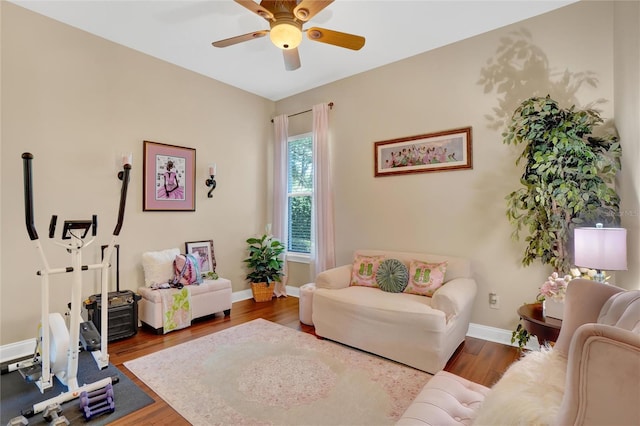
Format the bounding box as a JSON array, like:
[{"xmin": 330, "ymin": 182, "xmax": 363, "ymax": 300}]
[{"xmin": 1, "ymin": 350, "xmax": 153, "ymax": 425}]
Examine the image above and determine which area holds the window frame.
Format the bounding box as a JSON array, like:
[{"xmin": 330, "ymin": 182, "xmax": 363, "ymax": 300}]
[{"xmin": 285, "ymin": 132, "xmax": 313, "ymax": 263}]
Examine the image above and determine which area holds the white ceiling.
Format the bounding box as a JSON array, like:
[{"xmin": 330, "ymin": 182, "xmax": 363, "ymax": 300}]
[{"xmin": 10, "ymin": 0, "xmax": 578, "ymax": 101}]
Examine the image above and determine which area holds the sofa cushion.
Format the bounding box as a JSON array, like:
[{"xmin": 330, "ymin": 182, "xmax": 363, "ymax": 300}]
[
  {"xmin": 142, "ymin": 248, "xmax": 180, "ymax": 287},
  {"xmin": 350, "ymin": 254, "xmax": 385, "ymax": 287},
  {"xmin": 396, "ymin": 371, "xmax": 490, "ymax": 426},
  {"xmin": 315, "ymin": 286, "xmax": 444, "ymax": 327},
  {"xmin": 376, "ymin": 258, "xmax": 409, "ymax": 293},
  {"xmin": 404, "ymin": 260, "xmax": 447, "ymax": 296}
]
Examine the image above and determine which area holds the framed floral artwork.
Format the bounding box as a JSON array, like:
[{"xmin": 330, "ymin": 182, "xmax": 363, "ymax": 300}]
[
  {"xmin": 143, "ymin": 140, "xmax": 196, "ymax": 211},
  {"xmin": 374, "ymin": 127, "xmax": 472, "ymax": 177}
]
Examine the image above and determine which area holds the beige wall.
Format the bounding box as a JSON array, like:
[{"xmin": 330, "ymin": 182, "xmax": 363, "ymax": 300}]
[
  {"xmin": 1, "ymin": 2, "xmax": 274, "ymax": 344},
  {"xmin": 614, "ymin": 0, "xmax": 640, "ymax": 287},
  {"xmin": 276, "ymin": 0, "xmax": 638, "ymax": 330},
  {"xmin": 1, "ymin": 1, "xmax": 637, "ymax": 345}
]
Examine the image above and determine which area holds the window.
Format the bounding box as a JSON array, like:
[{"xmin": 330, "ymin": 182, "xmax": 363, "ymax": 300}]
[{"xmin": 287, "ymin": 133, "xmax": 313, "ymax": 256}]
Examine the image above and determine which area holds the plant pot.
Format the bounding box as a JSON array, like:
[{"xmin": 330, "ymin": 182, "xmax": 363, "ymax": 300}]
[
  {"xmin": 543, "ymin": 299, "xmax": 564, "ymax": 320},
  {"xmin": 251, "ymin": 282, "xmax": 274, "ymax": 302}
]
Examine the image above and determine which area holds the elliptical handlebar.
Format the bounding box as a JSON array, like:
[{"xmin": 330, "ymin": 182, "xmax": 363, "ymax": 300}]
[
  {"xmin": 21, "ymin": 153, "xmax": 132, "ymax": 241},
  {"xmin": 22, "ymin": 152, "xmax": 39, "ymax": 241}
]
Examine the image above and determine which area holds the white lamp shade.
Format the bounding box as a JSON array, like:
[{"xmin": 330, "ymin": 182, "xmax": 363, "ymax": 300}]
[
  {"xmin": 269, "ymin": 22, "xmax": 302, "ymax": 49},
  {"xmin": 574, "ymin": 226, "xmax": 627, "ymax": 271}
]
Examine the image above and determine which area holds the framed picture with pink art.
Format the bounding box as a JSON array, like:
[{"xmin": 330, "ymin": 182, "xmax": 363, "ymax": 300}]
[
  {"xmin": 374, "ymin": 127, "xmax": 472, "ymax": 177},
  {"xmin": 185, "ymin": 240, "xmax": 216, "ymax": 275},
  {"xmin": 143, "ymin": 140, "xmax": 196, "ymax": 211}
]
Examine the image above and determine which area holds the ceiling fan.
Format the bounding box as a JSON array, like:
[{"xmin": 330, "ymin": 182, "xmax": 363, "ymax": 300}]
[{"xmin": 212, "ymin": 0, "xmax": 365, "ymax": 71}]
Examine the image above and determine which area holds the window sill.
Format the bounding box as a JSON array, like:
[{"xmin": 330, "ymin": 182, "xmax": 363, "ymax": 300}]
[{"xmin": 286, "ymin": 253, "xmax": 311, "ymax": 264}]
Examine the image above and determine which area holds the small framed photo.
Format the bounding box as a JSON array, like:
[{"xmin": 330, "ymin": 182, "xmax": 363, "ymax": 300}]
[
  {"xmin": 374, "ymin": 127, "xmax": 472, "ymax": 177},
  {"xmin": 185, "ymin": 240, "xmax": 216, "ymax": 275},
  {"xmin": 143, "ymin": 140, "xmax": 196, "ymax": 211}
]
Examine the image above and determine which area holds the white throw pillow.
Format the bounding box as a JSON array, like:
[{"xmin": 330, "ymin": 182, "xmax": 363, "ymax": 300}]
[{"xmin": 142, "ymin": 248, "xmax": 180, "ymax": 287}]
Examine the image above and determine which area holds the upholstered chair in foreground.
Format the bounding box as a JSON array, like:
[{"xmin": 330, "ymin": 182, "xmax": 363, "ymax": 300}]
[{"xmin": 397, "ymin": 279, "xmax": 640, "ymax": 425}]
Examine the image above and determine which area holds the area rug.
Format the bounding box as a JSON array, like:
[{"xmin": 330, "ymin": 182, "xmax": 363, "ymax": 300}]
[
  {"xmin": 124, "ymin": 319, "xmax": 431, "ymax": 425},
  {"xmin": 1, "ymin": 351, "xmax": 154, "ymax": 425}
]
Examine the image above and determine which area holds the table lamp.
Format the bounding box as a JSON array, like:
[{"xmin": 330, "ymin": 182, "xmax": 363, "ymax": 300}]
[{"xmin": 574, "ymin": 223, "xmax": 627, "ymax": 283}]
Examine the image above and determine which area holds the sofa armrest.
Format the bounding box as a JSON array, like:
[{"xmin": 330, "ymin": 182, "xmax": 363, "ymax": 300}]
[
  {"xmin": 316, "ymin": 264, "xmax": 352, "ymax": 290},
  {"xmin": 555, "ymin": 323, "xmax": 640, "ymax": 426},
  {"xmin": 431, "ymin": 278, "xmax": 477, "ymax": 321},
  {"xmin": 553, "ymin": 279, "xmax": 624, "ymax": 356}
]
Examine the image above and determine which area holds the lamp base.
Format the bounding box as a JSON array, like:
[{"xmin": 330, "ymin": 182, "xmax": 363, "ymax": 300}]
[{"xmin": 593, "ymin": 270, "xmax": 607, "ymax": 284}]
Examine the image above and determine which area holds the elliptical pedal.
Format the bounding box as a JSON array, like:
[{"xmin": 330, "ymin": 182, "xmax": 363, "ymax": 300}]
[
  {"xmin": 79, "ymin": 322, "xmax": 101, "ymax": 352},
  {"xmin": 18, "ymin": 363, "xmax": 42, "ymax": 383}
]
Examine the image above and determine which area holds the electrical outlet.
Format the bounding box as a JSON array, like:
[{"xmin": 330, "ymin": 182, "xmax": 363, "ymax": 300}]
[{"xmin": 489, "ymin": 292, "xmax": 500, "ymax": 309}]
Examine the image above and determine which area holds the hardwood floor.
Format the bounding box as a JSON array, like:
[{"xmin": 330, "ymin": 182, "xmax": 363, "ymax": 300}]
[{"xmin": 108, "ymin": 296, "xmax": 520, "ymax": 425}]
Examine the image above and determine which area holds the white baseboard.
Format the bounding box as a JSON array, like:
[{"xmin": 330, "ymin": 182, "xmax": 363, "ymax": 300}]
[
  {"xmin": 231, "ymin": 289, "xmax": 254, "ymax": 302},
  {"xmin": 467, "ymin": 322, "xmax": 540, "ymax": 351},
  {"xmin": 0, "ymin": 338, "xmax": 36, "ymax": 364},
  {"xmin": 286, "ymin": 286, "xmax": 300, "ymax": 297},
  {"xmin": 231, "ymin": 285, "xmax": 299, "ymax": 302},
  {"xmin": 2, "ymin": 288, "xmax": 532, "ymax": 363}
]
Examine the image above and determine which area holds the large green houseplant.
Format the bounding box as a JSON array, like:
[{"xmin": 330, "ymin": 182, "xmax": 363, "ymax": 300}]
[
  {"xmin": 244, "ymin": 233, "xmax": 285, "ymax": 302},
  {"xmin": 503, "ymin": 96, "xmax": 622, "ymax": 273},
  {"xmin": 505, "ymin": 96, "xmax": 622, "ymax": 350}
]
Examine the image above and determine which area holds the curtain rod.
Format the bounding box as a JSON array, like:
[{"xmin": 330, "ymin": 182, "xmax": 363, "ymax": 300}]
[{"xmin": 270, "ymin": 102, "xmax": 333, "ymax": 123}]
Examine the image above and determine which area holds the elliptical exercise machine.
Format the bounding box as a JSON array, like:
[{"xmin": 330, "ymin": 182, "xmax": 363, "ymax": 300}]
[{"xmin": 15, "ymin": 152, "xmax": 131, "ymax": 419}]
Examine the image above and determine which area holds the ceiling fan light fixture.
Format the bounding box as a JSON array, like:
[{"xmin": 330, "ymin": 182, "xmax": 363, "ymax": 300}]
[
  {"xmin": 308, "ymin": 29, "xmax": 322, "ymax": 40},
  {"xmin": 269, "ymin": 22, "xmax": 302, "ymax": 50},
  {"xmin": 294, "ymin": 8, "xmax": 309, "ymax": 20}
]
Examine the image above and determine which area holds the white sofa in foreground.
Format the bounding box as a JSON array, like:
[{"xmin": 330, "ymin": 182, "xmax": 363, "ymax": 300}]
[{"xmin": 312, "ymin": 249, "xmax": 477, "ymax": 374}]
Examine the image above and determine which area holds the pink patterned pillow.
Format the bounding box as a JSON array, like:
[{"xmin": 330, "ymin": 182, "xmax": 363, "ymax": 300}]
[
  {"xmin": 404, "ymin": 260, "xmax": 448, "ymax": 296},
  {"xmin": 350, "ymin": 255, "xmax": 386, "ymax": 287}
]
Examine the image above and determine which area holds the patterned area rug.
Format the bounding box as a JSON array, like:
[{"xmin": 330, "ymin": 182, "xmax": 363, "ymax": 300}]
[{"xmin": 124, "ymin": 319, "xmax": 431, "ymax": 425}]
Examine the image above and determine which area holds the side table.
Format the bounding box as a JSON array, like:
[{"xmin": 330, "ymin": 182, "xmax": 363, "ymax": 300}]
[{"xmin": 517, "ymin": 303, "xmax": 562, "ymax": 345}]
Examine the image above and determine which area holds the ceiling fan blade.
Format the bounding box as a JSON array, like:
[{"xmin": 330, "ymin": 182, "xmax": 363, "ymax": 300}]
[
  {"xmin": 212, "ymin": 30, "xmax": 269, "ymax": 48},
  {"xmin": 306, "ymin": 27, "xmax": 365, "ymax": 50},
  {"xmin": 283, "ymin": 48, "xmax": 301, "ymax": 71},
  {"xmin": 294, "ymin": 0, "xmax": 334, "ymax": 21},
  {"xmin": 234, "ymin": 0, "xmax": 274, "ymax": 20}
]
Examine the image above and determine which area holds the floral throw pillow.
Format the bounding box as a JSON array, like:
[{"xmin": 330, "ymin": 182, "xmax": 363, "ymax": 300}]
[
  {"xmin": 350, "ymin": 255, "xmax": 386, "ymax": 288},
  {"xmin": 404, "ymin": 260, "xmax": 448, "ymax": 296}
]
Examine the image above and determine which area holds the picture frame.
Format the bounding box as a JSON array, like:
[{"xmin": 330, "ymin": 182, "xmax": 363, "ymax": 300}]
[
  {"xmin": 143, "ymin": 140, "xmax": 196, "ymax": 211},
  {"xmin": 185, "ymin": 240, "xmax": 216, "ymax": 275},
  {"xmin": 374, "ymin": 127, "xmax": 472, "ymax": 177}
]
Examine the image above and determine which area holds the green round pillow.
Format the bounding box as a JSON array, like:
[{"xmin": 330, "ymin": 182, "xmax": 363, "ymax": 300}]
[{"xmin": 375, "ymin": 259, "xmax": 409, "ymax": 293}]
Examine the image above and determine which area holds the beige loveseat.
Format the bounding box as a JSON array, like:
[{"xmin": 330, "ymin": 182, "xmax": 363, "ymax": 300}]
[
  {"xmin": 312, "ymin": 249, "xmax": 477, "ymax": 374},
  {"xmin": 397, "ymin": 279, "xmax": 640, "ymax": 425}
]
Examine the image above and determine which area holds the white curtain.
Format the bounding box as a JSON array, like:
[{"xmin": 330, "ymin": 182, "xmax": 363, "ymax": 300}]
[
  {"xmin": 272, "ymin": 114, "xmax": 289, "ymax": 297},
  {"xmin": 311, "ymin": 103, "xmax": 336, "ymax": 279}
]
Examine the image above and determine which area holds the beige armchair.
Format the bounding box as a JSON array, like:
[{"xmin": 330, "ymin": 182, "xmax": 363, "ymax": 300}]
[{"xmin": 397, "ymin": 279, "xmax": 640, "ymax": 425}]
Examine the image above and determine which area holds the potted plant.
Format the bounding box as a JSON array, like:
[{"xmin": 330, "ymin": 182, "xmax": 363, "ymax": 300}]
[
  {"xmin": 503, "ymin": 95, "xmax": 622, "ymax": 273},
  {"xmin": 243, "ymin": 233, "xmax": 285, "ymax": 302},
  {"xmin": 504, "ymin": 96, "xmax": 621, "ymax": 349}
]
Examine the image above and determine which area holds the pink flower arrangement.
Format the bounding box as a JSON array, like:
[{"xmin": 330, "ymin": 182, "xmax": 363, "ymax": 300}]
[
  {"xmin": 538, "ymin": 268, "xmax": 604, "ymax": 303},
  {"xmin": 539, "ymin": 272, "xmax": 571, "ymax": 302}
]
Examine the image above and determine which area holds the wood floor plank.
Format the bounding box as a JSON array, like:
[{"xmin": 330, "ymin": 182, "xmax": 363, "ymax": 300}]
[{"xmin": 106, "ymin": 296, "xmax": 518, "ymax": 424}]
